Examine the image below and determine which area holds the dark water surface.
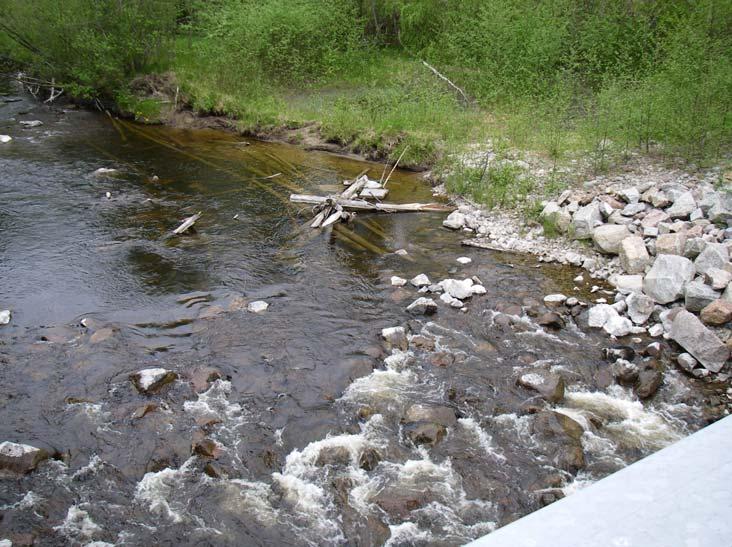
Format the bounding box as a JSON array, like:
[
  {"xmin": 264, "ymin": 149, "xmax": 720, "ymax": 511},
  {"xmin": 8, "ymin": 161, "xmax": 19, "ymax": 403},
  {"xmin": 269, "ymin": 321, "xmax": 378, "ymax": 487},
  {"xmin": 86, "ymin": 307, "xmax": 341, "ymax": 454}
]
[{"xmin": 0, "ymin": 82, "xmax": 720, "ymax": 546}]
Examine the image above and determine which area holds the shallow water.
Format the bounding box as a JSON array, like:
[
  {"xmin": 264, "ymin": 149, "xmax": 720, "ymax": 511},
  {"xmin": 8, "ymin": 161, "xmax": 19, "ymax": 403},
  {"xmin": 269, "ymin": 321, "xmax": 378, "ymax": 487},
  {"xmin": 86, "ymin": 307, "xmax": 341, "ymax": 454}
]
[{"xmin": 0, "ymin": 80, "xmax": 722, "ymax": 546}]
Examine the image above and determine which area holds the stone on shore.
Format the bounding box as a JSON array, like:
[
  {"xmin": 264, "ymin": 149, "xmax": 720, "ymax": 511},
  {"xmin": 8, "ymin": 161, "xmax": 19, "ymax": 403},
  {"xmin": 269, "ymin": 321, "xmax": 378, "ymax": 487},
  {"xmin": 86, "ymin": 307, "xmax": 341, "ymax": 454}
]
[
  {"xmin": 643, "ymin": 255, "xmax": 695, "ymax": 304},
  {"xmin": 247, "ymin": 301, "xmax": 269, "ymax": 313},
  {"xmin": 626, "ymin": 292, "xmax": 654, "ymax": 324},
  {"xmin": 592, "ymin": 225, "xmax": 630, "ymax": 254},
  {"xmin": 666, "ymin": 191, "xmax": 696, "ymax": 219},
  {"xmin": 443, "ymin": 211, "xmax": 466, "ymax": 230},
  {"xmin": 669, "ymin": 309, "xmax": 730, "ymax": 372},
  {"xmin": 571, "ymin": 202, "xmax": 603, "ymax": 239},
  {"xmin": 406, "ymin": 297, "xmax": 438, "ymax": 315},
  {"xmin": 609, "ymin": 274, "xmax": 643, "ymax": 294},
  {"xmin": 694, "ymin": 244, "xmax": 730, "ymax": 277},
  {"xmin": 588, "ymin": 304, "xmax": 617, "ymax": 328},
  {"xmin": 684, "ymin": 281, "xmax": 720, "ymax": 312},
  {"xmin": 700, "ymin": 300, "xmax": 732, "ymax": 326},
  {"xmin": 19, "ymin": 120, "xmax": 43, "ymax": 128},
  {"xmin": 619, "ymin": 236, "xmax": 650, "ymax": 274},
  {"xmin": 0, "ymin": 441, "xmax": 49, "ymax": 475},
  {"xmin": 517, "ymin": 371, "xmax": 565, "ymax": 403},
  {"xmin": 708, "ymin": 191, "xmax": 732, "ymax": 224},
  {"xmin": 656, "ymin": 233, "xmax": 686, "ymax": 256},
  {"xmin": 130, "ymin": 368, "xmax": 178, "ymax": 394},
  {"xmin": 543, "ymin": 294, "xmax": 567, "ymax": 306},
  {"xmin": 603, "ymin": 315, "xmax": 633, "ymax": 337},
  {"xmin": 676, "ymin": 353, "xmax": 698, "ymax": 373},
  {"xmin": 705, "ymin": 268, "xmax": 732, "ymax": 291}
]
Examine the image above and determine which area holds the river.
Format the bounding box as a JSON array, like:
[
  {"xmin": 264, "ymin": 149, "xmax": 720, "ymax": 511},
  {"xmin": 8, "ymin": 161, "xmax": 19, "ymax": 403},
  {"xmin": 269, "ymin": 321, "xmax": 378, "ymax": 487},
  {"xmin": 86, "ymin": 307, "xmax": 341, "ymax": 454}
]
[{"xmin": 0, "ymin": 80, "xmax": 721, "ymax": 546}]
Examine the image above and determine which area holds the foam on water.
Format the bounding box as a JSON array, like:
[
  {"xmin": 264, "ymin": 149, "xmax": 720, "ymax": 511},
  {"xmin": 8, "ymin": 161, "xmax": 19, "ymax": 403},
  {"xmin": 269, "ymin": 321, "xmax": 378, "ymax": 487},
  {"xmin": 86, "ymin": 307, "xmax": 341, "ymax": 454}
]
[
  {"xmin": 561, "ymin": 386, "xmax": 685, "ymax": 451},
  {"xmin": 458, "ymin": 417, "xmax": 506, "ymax": 461},
  {"xmin": 135, "ymin": 457, "xmax": 197, "ymax": 523},
  {"xmin": 385, "ymin": 522, "xmax": 433, "ymax": 546},
  {"xmin": 53, "ymin": 505, "xmax": 102, "ymax": 541}
]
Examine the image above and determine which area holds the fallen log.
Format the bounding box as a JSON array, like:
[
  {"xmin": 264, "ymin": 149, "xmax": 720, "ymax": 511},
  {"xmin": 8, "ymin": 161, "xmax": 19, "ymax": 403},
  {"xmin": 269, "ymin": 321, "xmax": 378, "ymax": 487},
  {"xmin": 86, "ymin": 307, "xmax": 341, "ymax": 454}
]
[
  {"xmin": 173, "ymin": 212, "xmax": 202, "ymax": 235},
  {"xmin": 290, "ymin": 194, "xmax": 453, "ymax": 213}
]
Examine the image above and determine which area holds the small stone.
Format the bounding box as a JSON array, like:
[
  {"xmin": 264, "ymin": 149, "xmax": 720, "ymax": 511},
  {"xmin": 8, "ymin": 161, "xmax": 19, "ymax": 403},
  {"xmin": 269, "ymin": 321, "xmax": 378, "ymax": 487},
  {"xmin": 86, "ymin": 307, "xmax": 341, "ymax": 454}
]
[
  {"xmin": 537, "ymin": 312, "xmax": 564, "ymax": 329},
  {"xmin": 684, "ymin": 281, "xmax": 720, "ymax": 312},
  {"xmin": 394, "ymin": 249, "xmax": 408, "ymax": 256},
  {"xmin": 406, "ymin": 297, "xmax": 438, "ymax": 315},
  {"xmin": 619, "ymin": 187, "xmax": 640, "ymax": 204},
  {"xmin": 130, "ymin": 368, "xmax": 177, "ymax": 394},
  {"xmin": 543, "ymin": 294, "xmax": 567, "ymax": 306},
  {"xmin": 588, "ymin": 304, "xmax": 617, "ymax": 328},
  {"xmin": 517, "ymin": 371, "xmax": 565, "ymax": 403},
  {"xmin": 247, "ymin": 300, "xmax": 269, "ymax": 313},
  {"xmin": 471, "ymin": 284, "xmax": 487, "ymax": 295},
  {"xmin": 19, "ymin": 120, "xmax": 43, "ymax": 128},
  {"xmin": 677, "ymin": 353, "xmax": 698, "ymax": 372},
  {"xmin": 619, "ymin": 236, "xmax": 650, "ymax": 274},
  {"xmin": 566, "ymin": 297, "xmax": 579, "ymax": 306},
  {"xmin": 612, "ymin": 359, "xmax": 639, "ymax": 384},
  {"xmin": 648, "ymin": 324, "xmax": 664, "ymax": 337},
  {"xmin": 0, "ymin": 442, "xmax": 48, "ymax": 475},
  {"xmin": 700, "ymin": 300, "xmax": 732, "ymax": 326},
  {"xmin": 390, "ymin": 276, "xmax": 407, "ymax": 287},
  {"xmin": 666, "ymin": 191, "xmax": 696, "ymax": 219},
  {"xmin": 621, "ymin": 202, "xmax": 646, "ymax": 216},
  {"xmin": 640, "ymin": 209, "xmax": 670, "ymax": 228},
  {"xmin": 626, "ymin": 292, "xmax": 654, "ymax": 325},
  {"xmin": 690, "ymin": 208, "xmax": 705, "ymax": 221},
  {"xmin": 0, "ymin": 135, "xmax": 12, "ymax": 143},
  {"xmin": 410, "ymin": 274, "xmax": 431, "ymax": 287},
  {"xmin": 439, "ymin": 292, "xmax": 462, "ymax": 307},
  {"xmin": 440, "ymin": 278, "xmax": 474, "ymax": 299},
  {"xmin": 0, "ymin": 310, "xmax": 10, "ymax": 325},
  {"xmin": 456, "ymin": 257, "xmax": 472, "ymax": 265}
]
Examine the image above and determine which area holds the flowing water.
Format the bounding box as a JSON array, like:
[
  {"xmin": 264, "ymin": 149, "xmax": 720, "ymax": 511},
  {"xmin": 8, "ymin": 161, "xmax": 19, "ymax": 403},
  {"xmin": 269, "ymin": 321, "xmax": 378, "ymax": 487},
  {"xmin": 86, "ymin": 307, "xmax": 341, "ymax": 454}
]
[{"xmin": 0, "ymin": 80, "xmax": 723, "ymax": 546}]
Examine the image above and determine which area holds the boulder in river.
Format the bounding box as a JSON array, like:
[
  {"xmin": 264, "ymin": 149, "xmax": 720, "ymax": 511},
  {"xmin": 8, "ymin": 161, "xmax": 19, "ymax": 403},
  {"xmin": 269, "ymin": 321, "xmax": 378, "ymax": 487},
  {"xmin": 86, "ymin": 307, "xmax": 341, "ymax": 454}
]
[
  {"xmin": 405, "ymin": 422, "xmax": 447, "ymax": 447},
  {"xmin": 443, "ymin": 211, "xmax": 466, "ymax": 230},
  {"xmin": 669, "ymin": 310, "xmax": 730, "ymax": 372},
  {"xmin": 0, "ymin": 441, "xmax": 48, "ymax": 474},
  {"xmin": 643, "ymin": 255, "xmax": 695, "ymax": 304},
  {"xmin": 406, "ymin": 297, "xmax": 438, "ymax": 315},
  {"xmin": 439, "ymin": 278, "xmax": 474, "ymax": 300},
  {"xmin": 0, "ymin": 135, "xmax": 11, "ymax": 143},
  {"xmin": 517, "ymin": 371, "xmax": 565, "ymax": 403},
  {"xmin": 410, "ymin": 274, "xmax": 431, "ymax": 287},
  {"xmin": 635, "ymin": 367, "xmax": 662, "ymax": 399},
  {"xmin": 531, "ymin": 411, "xmax": 585, "ymax": 473},
  {"xmin": 381, "ymin": 326, "xmax": 408, "ymax": 351},
  {"xmin": 0, "ymin": 310, "xmax": 10, "ymax": 325},
  {"xmin": 130, "ymin": 368, "xmax": 178, "ymax": 394},
  {"xmin": 403, "ymin": 404, "xmax": 457, "ymax": 427}
]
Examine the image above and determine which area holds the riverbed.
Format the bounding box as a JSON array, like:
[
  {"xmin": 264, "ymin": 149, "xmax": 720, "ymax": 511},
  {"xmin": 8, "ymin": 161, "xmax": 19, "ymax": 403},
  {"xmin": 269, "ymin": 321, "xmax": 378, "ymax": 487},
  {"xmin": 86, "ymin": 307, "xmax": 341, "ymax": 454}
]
[{"xmin": 0, "ymin": 82, "xmax": 723, "ymax": 546}]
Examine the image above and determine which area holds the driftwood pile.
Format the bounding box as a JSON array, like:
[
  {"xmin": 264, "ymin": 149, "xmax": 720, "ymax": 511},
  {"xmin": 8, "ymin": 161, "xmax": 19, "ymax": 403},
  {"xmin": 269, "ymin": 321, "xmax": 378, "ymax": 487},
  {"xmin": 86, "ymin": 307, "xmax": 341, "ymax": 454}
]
[{"xmin": 292, "ymin": 173, "xmax": 452, "ymax": 229}]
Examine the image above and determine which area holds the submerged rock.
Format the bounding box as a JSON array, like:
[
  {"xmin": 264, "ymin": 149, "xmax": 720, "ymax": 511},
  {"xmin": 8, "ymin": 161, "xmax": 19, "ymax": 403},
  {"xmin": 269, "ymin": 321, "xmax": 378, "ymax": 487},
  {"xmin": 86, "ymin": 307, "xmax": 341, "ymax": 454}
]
[
  {"xmin": 0, "ymin": 441, "xmax": 48, "ymax": 474},
  {"xmin": 532, "ymin": 411, "xmax": 585, "ymax": 473},
  {"xmin": 130, "ymin": 368, "xmax": 178, "ymax": 394},
  {"xmin": 669, "ymin": 310, "xmax": 730, "ymax": 372},
  {"xmin": 517, "ymin": 371, "xmax": 565, "ymax": 403}
]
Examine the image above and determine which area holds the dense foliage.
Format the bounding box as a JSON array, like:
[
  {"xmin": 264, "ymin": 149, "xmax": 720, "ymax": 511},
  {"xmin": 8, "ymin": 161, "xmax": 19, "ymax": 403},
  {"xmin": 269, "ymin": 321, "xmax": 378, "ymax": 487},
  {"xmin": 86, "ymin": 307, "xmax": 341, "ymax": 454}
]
[{"xmin": 1, "ymin": 0, "xmax": 730, "ymax": 162}]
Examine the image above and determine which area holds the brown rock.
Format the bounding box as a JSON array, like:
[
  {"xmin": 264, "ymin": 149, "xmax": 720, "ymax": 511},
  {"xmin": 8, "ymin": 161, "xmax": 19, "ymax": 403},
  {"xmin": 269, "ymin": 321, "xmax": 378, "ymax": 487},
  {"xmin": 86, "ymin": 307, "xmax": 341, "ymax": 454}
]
[
  {"xmin": 89, "ymin": 327, "xmax": 115, "ymax": 344},
  {"xmin": 315, "ymin": 446, "xmax": 351, "ymax": 467},
  {"xmin": 131, "ymin": 403, "xmax": 158, "ymax": 420},
  {"xmin": 192, "ymin": 438, "xmax": 221, "ymax": 459},
  {"xmin": 635, "ymin": 368, "xmax": 662, "ymax": 399},
  {"xmin": 190, "ymin": 367, "xmax": 223, "ymax": 393},
  {"xmin": 0, "ymin": 442, "xmax": 49, "ymax": 475},
  {"xmin": 405, "ymin": 423, "xmax": 447, "ymax": 446},
  {"xmin": 537, "ymin": 312, "xmax": 564, "ymax": 329},
  {"xmin": 700, "ymin": 300, "xmax": 732, "ymax": 326},
  {"xmin": 410, "ymin": 335, "xmax": 436, "ymax": 351},
  {"xmin": 359, "ymin": 447, "xmax": 381, "ymax": 471},
  {"xmin": 430, "ymin": 352, "xmax": 455, "ymax": 367}
]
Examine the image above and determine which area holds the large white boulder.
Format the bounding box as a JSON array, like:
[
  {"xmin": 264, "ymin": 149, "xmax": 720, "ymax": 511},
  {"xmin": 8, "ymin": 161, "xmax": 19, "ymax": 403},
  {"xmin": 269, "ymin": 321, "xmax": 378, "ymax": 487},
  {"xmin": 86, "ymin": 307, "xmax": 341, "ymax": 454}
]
[
  {"xmin": 619, "ymin": 236, "xmax": 650, "ymax": 274},
  {"xmin": 592, "ymin": 225, "xmax": 630, "ymax": 254},
  {"xmin": 669, "ymin": 310, "xmax": 729, "ymax": 372},
  {"xmin": 571, "ymin": 202, "xmax": 603, "ymax": 239},
  {"xmin": 643, "ymin": 255, "xmax": 695, "ymax": 304}
]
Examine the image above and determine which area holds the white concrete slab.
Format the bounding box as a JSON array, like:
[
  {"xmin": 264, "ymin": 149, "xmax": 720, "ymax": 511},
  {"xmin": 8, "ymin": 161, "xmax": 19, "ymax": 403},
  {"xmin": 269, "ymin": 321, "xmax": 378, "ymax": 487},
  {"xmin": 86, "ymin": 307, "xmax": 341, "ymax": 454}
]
[{"xmin": 468, "ymin": 415, "xmax": 732, "ymax": 547}]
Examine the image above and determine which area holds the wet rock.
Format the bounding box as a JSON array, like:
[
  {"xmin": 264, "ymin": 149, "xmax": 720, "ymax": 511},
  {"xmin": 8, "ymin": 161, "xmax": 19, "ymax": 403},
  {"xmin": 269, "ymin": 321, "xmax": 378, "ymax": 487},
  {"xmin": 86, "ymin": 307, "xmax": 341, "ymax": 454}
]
[
  {"xmin": 538, "ymin": 488, "xmax": 566, "ymax": 507},
  {"xmin": 537, "ymin": 312, "xmax": 564, "ymax": 329},
  {"xmin": 358, "ymin": 447, "xmax": 381, "ymax": 471},
  {"xmin": 602, "ymin": 346, "xmax": 636, "ymax": 362},
  {"xmin": 531, "ymin": 411, "xmax": 585, "ymax": 473},
  {"xmin": 676, "ymin": 353, "xmax": 698, "ymax": 373},
  {"xmin": 456, "ymin": 256, "xmax": 472, "ymax": 265},
  {"xmin": 0, "ymin": 442, "xmax": 49, "ymax": 474},
  {"xmin": 700, "ymin": 300, "xmax": 732, "ymax": 326},
  {"xmin": 612, "ymin": 359, "xmax": 639, "ymax": 384},
  {"xmin": 592, "ymin": 225, "xmax": 630, "ymax": 254},
  {"xmin": 669, "ymin": 310, "xmax": 730, "ymax": 372},
  {"xmin": 443, "ymin": 211, "xmax": 466, "ymax": 230},
  {"xmin": 572, "ymin": 202, "xmax": 603, "ymax": 239},
  {"xmin": 694, "ymin": 243, "xmax": 729, "ymax": 277},
  {"xmin": 0, "ymin": 135, "xmax": 11, "ymax": 143},
  {"xmin": 684, "ymin": 281, "xmax": 720, "ymax": 312},
  {"xmin": 403, "ymin": 404, "xmax": 457, "ymax": 427},
  {"xmin": 440, "ymin": 278, "xmax": 474, "ymax": 299},
  {"xmin": 409, "ymin": 334, "xmax": 435, "ymax": 351},
  {"xmin": 0, "ymin": 309, "xmax": 10, "ymax": 325},
  {"xmin": 190, "ymin": 367, "xmax": 223, "ymax": 393},
  {"xmin": 382, "ymin": 326, "xmax": 408, "ymax": 351},
  {"xmin": 517, "ymin": 371, "xmax": 565, "ymax": 403},
  {"xmin": 643, "ymin": 255, "xmax": 695, "ymax": 304},
  {"xmin": 192, "ymin": 438, "xmax": 221, "ymax": 459},
  {"xmin": 405, "ymin": 422, "xmax": 447, "ymax": 447},
  {"xmin": 642, "ymin": 342, "xmax": 662, "ymax": 357},
  {"xmin": 315, "ymin": 445, "xmax": 351, "ymax": 467},
  {"xmin": 666, "ymin": 191, "xmax": 696, "ymax": 219},
  {"xmin": 705, "ymin": 268, "xmax": 732, "ymax": 290},
  {"xmin": 131, "ymin": 403, "xmax": 158, "ymax": 420},
  {"xmin": 430, "ymin": 351, "xmax": 455, "ymax": 367},
  {"xmin": 410, "ymin": 274, "xmax": 431, "ymax": 287},
  {"xmin": 89, "ymin": 327, "xmax": 115, "ymax": 344},
  {"xmin": 19, "ymin": 120, "xmax": 43, "ymax": 128},
  {"xmin": 406, "ymin": 297, "xmax": 438, "ymax": 315},
  {"xmin": 656, "ymin": 233, "xmax": 686, "ymax": 256},
  {"xmin": 130, "ymin": 368, "xmax": 178, "ymax": 394},
  {"xmin": 390, "ymin": 276, "xmax": 407, "ymax": 286},
  {"xmin": 635, "ymin": 368, "xmax": 663, "ymax": 399},
  {"xmin": 619, "ymin": 236, "xmax": 650, "ymax": 274},
  {"xmin": 247, "ymin": 300, "xmax": 269, "ymax": 313},
  {"xmin": 626, "ymin": 292, "xmax": 654, "ymax": 324},
  {"xmin": 204, "ymin": 462, "xmax": 227, "ymax": 478}
]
